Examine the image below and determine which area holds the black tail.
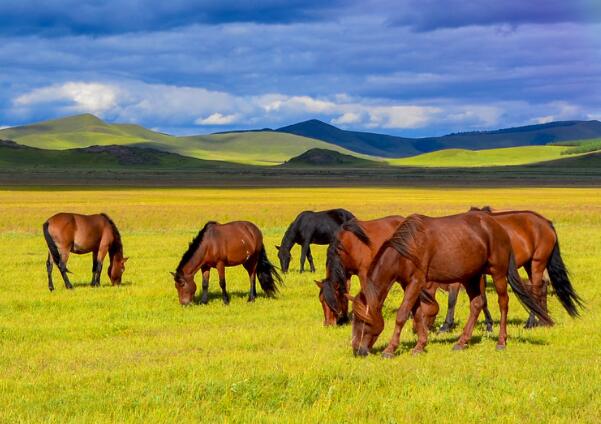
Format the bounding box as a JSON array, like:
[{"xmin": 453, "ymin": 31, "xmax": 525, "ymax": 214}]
[
  {"xmin": 506, "ymin": 253, "xmax": 553, "ymax": 325},
  {"xmin": 341, "ymin": 220, "xmax": 370, "ymax": 246},
  {"xmin": 256, "ymin": 245, "xmax": 282, "ymax": 297},
  {"xmin": 547, "ymin": 241, "xmax": 584, "ymax": 317},
  {"xmin": 43, "ymin": 221, "xmax": 63, "ymax": 267}
]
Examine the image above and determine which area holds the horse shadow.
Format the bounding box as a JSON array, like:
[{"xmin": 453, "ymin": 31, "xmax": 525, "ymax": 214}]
[
  {"xmin": 191, "ymin": 289, "xmax": 271, "ymax": 305},
  {"xmin": 69, "ymin": 280, "xmax": 133, "ymax": 288}
]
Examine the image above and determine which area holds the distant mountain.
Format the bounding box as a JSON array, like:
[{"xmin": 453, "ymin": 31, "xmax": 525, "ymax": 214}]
[
  {"xmin": 277, "ymin": 119, "xmax": 601, "ymax": 158},
  {"xmin": 0, "ymin": 114, "xmax": 365, "ymax": 166},
  {"xmin": 0, "ymin": 139, "xmax": 236, "ymax": 169},
  {"xmin": 281, "ymin": 148, "xmax": 384, "ymax": 168}
]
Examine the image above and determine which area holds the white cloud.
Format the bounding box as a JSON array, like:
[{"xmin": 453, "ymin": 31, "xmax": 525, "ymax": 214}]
[
  {"xmin": 195, "ymin": 113, "xmax": 238, "ymax": 125},
  {"xmin": 14, "ymin": 82, "xmax": 119, "ymax": 115},
  {"xmin": 332, "ymin": 112, "xmax": 362, "ymax": 125}
]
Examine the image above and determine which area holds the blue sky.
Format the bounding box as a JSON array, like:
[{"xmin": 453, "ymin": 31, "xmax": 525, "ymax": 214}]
[{"xmin": 1, "ymin": 0, "xmax": 600, "ymax": 136}]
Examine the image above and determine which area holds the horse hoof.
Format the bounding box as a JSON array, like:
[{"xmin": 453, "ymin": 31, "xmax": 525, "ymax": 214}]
[
  {"xmin": 452, "ymin": 344, "xmax": 467, "ymax": 351},
  {"xmin": 200, "ymin": 298, "xmax": 208, "ymax": 305},
  {"xmin": 247, "ymin": 297, "xmax": 256, "ymax": 303},
  {"xmin": 411, "ymin": 348, "xmax": 424, "ymax": 356},
  {"xmin": 439, "ymin": 323, "xmax": 452, "ymax": 333},
  {"xmin": 496, "ymin": 344, "xmax": 506, "ymax": 351},
  {"xmin": 66, "ymin": 285, "xmax": 74, "ymax": 290},
  {"xmin": 354, "ymin": 347, "xmax": 369, "ymax": 357},
  {"xmin": 486, "ymin": 325, "xmax": 493, "ymax": 333},
  {"xmin": 381, "ymin": 351, "xmax": 395, "ymax": 359}
]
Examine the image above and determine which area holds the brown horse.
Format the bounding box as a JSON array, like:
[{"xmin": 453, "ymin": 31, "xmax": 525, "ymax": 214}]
[
  {"xmin": 468, "ymin": 207, "xmax": 583, "ymax": 328},
  {"xmin": 43, "ymin": 213, "xmax": 128, "ymax": 291},
  {"xmin": 315, "ymin": 216, "xmax": 405, "ymax": 325},
  {"xmin": 350, "ymin": 212, "xmax": 552, "ymax": 357},
  {"xmin": 171, "ymin": 221, "xmax": 281, "ymax": 305}
]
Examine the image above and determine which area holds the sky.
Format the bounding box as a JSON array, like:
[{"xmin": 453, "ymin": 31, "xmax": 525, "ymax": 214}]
[{"xmin": 1, "ymin": 0, "xmax": 600, "ymax": 136}]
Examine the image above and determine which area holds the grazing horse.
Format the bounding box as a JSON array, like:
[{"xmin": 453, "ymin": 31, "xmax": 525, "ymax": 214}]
[
  {"xmin": 315, "ymin": 216, "xmax": 405, "ymax": 326},
  {"xmin": 434, "ymin": 207, "xmax": 583, "ymax": 330},
  {"xmin": 350, "ymin": 212, "xmax": 552, "ymax": 357},
  {"xmin": 172, "ymin": 221, "xmax": 281, "ymax": 305},
  {"xmin": 42, "ymin": 213, "xmax": 128, "ymax": 291},
  {"xmin": 276, "ymin": 208, "xmax": 355, "ymax": 273}
]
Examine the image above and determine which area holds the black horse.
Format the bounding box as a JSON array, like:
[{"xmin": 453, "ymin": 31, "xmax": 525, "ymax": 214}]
[{"xmin": 276, "ymin": 208, "xmax": 355, "ymax": 273}]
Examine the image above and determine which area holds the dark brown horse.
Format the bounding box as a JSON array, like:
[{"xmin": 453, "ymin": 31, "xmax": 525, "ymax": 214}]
[
  {"xmin": 316, "ymin": 216, "xmax": 405, "ymax": 325},
  {"xmin": 350, "ymin": 212, "xmax": 552, "ymax": 357},
  {"xmin": 43, "ymin": 213, "xmax": 128, "ymax": 291},
  {"xmin": 172, "ymin": 221, "xmax": 281, "ymax": 305}
]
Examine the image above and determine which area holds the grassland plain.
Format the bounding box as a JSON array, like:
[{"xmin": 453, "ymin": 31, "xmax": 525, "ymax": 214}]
[{"xmin": 0, "ymin": 187, "xmax": 600, "ymax": 423}]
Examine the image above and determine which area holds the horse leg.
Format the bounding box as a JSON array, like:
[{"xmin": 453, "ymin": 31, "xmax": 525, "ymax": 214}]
[
  {"xmin": 491, "ymin": 274, "xmax": 509, "ymax": 350},
  {"xmin": 439, "ymin": 284, "xmax": 459, "ymax": 332},
  {"xmin": 94, "ymin": 247, "xmax": 108, "ymax": 287},
  {"xmin": 299, "ymin": 241, "xmax": 311, "ymax": 273},
  {"xmin": 481, "ymin": 276, "xmax": 494, "ymax": 332},
  {"xmin": 453, "ymin": 278, "xmax": 484, "ymax": 350},
  {"xmin": 410, "ymin": 301, "xmax": 429, "ymax": 354},
  {"xmin": 244, "ymin": 260, "xmax": 257, "ymax": 302},
  {"xmin": 46, "ymin": 252, "xmax": 54, "ymax": 292},
  {"xmin": 382, "ymin": 280, "xmax": 424, "ymax": 358},
  {"xmin": 527, "ymin": 260, "xmax": 550, "ymax": 328},
  {"xmin": 58, "ymin": 249, "xmax": 73, "ymax": 290},
  {"xmin": 306, "ymin": 245, "xmax": 316, "ymax": 273},
  {"xmin": 200, "ymin": 267, "xmax": 210, "ymax": 304},
  {"xmin": 523, "ymin": 262, "xmax": 537, "ymax": 328},
  {"xmin": 90, "ymin": 253, "xmax": 98, "ymax": 286},
  {"xmin": 217, "ymin": 262, "xmax": 230, "ymax": 305}
]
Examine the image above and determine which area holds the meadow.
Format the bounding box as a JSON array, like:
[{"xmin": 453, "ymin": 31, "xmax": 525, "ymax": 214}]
[{"xmin": 1, "ymin": 187, "xmax": 600, "ymax": 423}]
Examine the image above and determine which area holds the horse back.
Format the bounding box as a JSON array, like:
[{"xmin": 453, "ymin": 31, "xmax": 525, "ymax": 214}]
[
  {"xmin": 207, "ymin": 221, "xmax": 263, "ymax": 266},
  {"xmin": 46, "ymin": 213, "xmax": 109, "ymax": 251}
]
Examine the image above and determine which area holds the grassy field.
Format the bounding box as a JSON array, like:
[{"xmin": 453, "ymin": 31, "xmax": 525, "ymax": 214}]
[
  {"xmin": 1, "ymin": 187, "xmax": 600, "ymax": 422},
  {"xmin": 388, "ymin": 145, "xmax": 570, "ymax": 167}
]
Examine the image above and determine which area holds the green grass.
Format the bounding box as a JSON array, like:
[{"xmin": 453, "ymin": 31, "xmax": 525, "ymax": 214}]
[
  {"xmin": 559, "ymin": 138, "xmax": 601, "ymax": 155},
  {"xmin": 388, "ymin": 146, "xmax": 570, "ymax": 167},
  {"xmin": 0, "ymin": 114, "xmax": 368, "ymax": 166},
  {"xmin": 0, "ymin": 187, "xmax": 600, "ymax": 422}
]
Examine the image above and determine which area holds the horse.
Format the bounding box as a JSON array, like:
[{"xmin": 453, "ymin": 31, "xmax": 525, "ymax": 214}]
[
  {"xmin": 42, "ymin": 212, "xmax": 128, "ymax": 291},
  {"xmin": 452, "ymin": 206, "xmax": 582, "ymax": 329},
  {"xmin": 171, "ymin": 221, "xmax": 281, "ymax": 305},
  {"xmin": 317, "ymin": 216, "xmax": 493, "ymax": 331},
  {"xmin": 315, "ymin": 216, "xmax": 405, "ymax": 326},
  {"xmin": 276, "ymin": 208, "xmax": 355, "ymax": 273},
  {"xmin": 349, "ymin": 212, "xmax": 552, "ymax": 357}
]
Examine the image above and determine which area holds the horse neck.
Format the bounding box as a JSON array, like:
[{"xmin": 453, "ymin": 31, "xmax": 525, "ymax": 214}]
[
  {"xmin": 180, "ymin": 243, "xmax": 206, "ymax": 277},
  {"xmin": 280, "ymin": 222, "xmax": 297, "ymax": 251},
  {"xmin": 364, "ymin": 248, "xmax": 400, "ymax": 311}
]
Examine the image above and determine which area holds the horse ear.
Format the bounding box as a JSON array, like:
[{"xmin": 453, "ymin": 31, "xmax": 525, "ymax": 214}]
[
  {"xmin": 170, "ymin": 271, "xmax": 177, "ymax": 278},
  {"xmin": 275, "ymin": 245, "xmax": 281, "ymax": 251},
  {"xmin": 344, "ymin": 293, "xmax": 355, "ymax": 302},
  {"xmin": 314, "ymin": 280, "xmax": 324, "ymax": 289},
  {"xmin": 123, "ymin": 257, "xmax": 129, "ymax": 263}
]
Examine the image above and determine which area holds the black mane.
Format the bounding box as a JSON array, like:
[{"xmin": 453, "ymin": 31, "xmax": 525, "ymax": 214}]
[
  {"xmin": 101, "ymin": 213, "xmax": 122, "ymax": 256},
  {"xmin": 326, "ymin": 208, "xmax": 355, "ymax": 225},
  {"xmin": 177, "ymin": 221, "xmax": 217, "ymax": 273}
]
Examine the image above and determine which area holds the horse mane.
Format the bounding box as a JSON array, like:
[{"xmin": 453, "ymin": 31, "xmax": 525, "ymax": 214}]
[
  {"xmin": 325, "ymin": 238, "xmax": 347, "ymax": 297},
  {"xmin": 341, "ymin": 220, "xmax": 370, "ymax": 246},
  {"xmin": 386, "ymin": 215, "xmax": 424, "ymax": 266},
  {"xmin": 176, "ymin": 221, "xmax": 217, "ymax": 273},
  {"xmin": 470, "ymin": 205, "xmax": 493, "ymax": 212},
  {"xmin": 101, "ymin": 213, "xmax": 122, "ymax": 256},
  {"xmin": 326, "ymin": 208, "xmax": 355, "ymax": 225},
  {"xmin": 280, "ymin": 216, "xmax": 301, "ymax": 249}
]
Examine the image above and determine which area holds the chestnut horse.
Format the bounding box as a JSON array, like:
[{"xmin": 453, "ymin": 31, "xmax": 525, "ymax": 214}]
[
  {"xmin": 276, "ymin": 208, "xmax": 355, "ymax": 273},
  {"xmin": 315, "ymin": 216, "xmax": 406, "ymax": 325},
  {"xmin": 172, "ymin": 221, "xmax": 281, "ymax": 305},
  {"xmin": 317, "ymin": 217, "xmax": 493, "ymax": 331},
  {"xmin": 350, "ymin": 212, "xmax": 552, "ymax": 357},
  {"xmin": 43, "ymin": 212, "xmax": 128, "ymax": 291}
]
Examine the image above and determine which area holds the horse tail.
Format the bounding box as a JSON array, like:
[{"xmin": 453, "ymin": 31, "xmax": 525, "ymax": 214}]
[
  {"xmin": 506, "ymin": 252, "xmax": 553, "ymax": 325},
  {"xmin": 341, "ymin": 220, "xmax": 370, "ymax": 246},
  {"xmin": 43, "ymin": 221, "xmax": 63, "ymax": 268},
  {"xmin": 546, "ymin": 236, "xmax": 584, "ymax": 317},
  {"xmin": 256, "ymin": 245, "xmax": 282, "ymax": 297}
]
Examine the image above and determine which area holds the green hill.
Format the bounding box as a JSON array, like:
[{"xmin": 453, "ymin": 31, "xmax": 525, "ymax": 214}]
[
  {"xmin": 387, "ymin": 145, "xmax": 570, "ymax": 167},
  {"xmin": 0, "ymin": 139, "xmax": 236, "ymax": 170},
  {"xmin": 281, "ymin": 148, "xmax": 385, "ymax": 168},
  {"xmin": 0, "ymin": 114, "xmax": 368, "ymax": 166}
]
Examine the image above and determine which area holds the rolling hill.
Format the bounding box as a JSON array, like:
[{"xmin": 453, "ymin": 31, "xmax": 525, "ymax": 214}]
[
  {"xmin": 278, "ymin": 119, "xmax": 601, "ymax": 158},
  {"xmin": 281, "ymin": 148, "xmax": 385, "ymax": 168},
  {"xmin": 0, "ymin": 114, "xmax": 369, "ymax": 166},
  {"xmin": 388, "ymin": 145, "xmax": 570, "ymax": 168},
  {"xmin": 0, "ymin": 139, "xmax": 235, "ymax": 169}
]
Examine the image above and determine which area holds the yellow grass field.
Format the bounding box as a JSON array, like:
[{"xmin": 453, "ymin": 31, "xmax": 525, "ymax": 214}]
[{"xmin": 1, "ymin": 187, "xmax": 600, "ymax": 423}]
